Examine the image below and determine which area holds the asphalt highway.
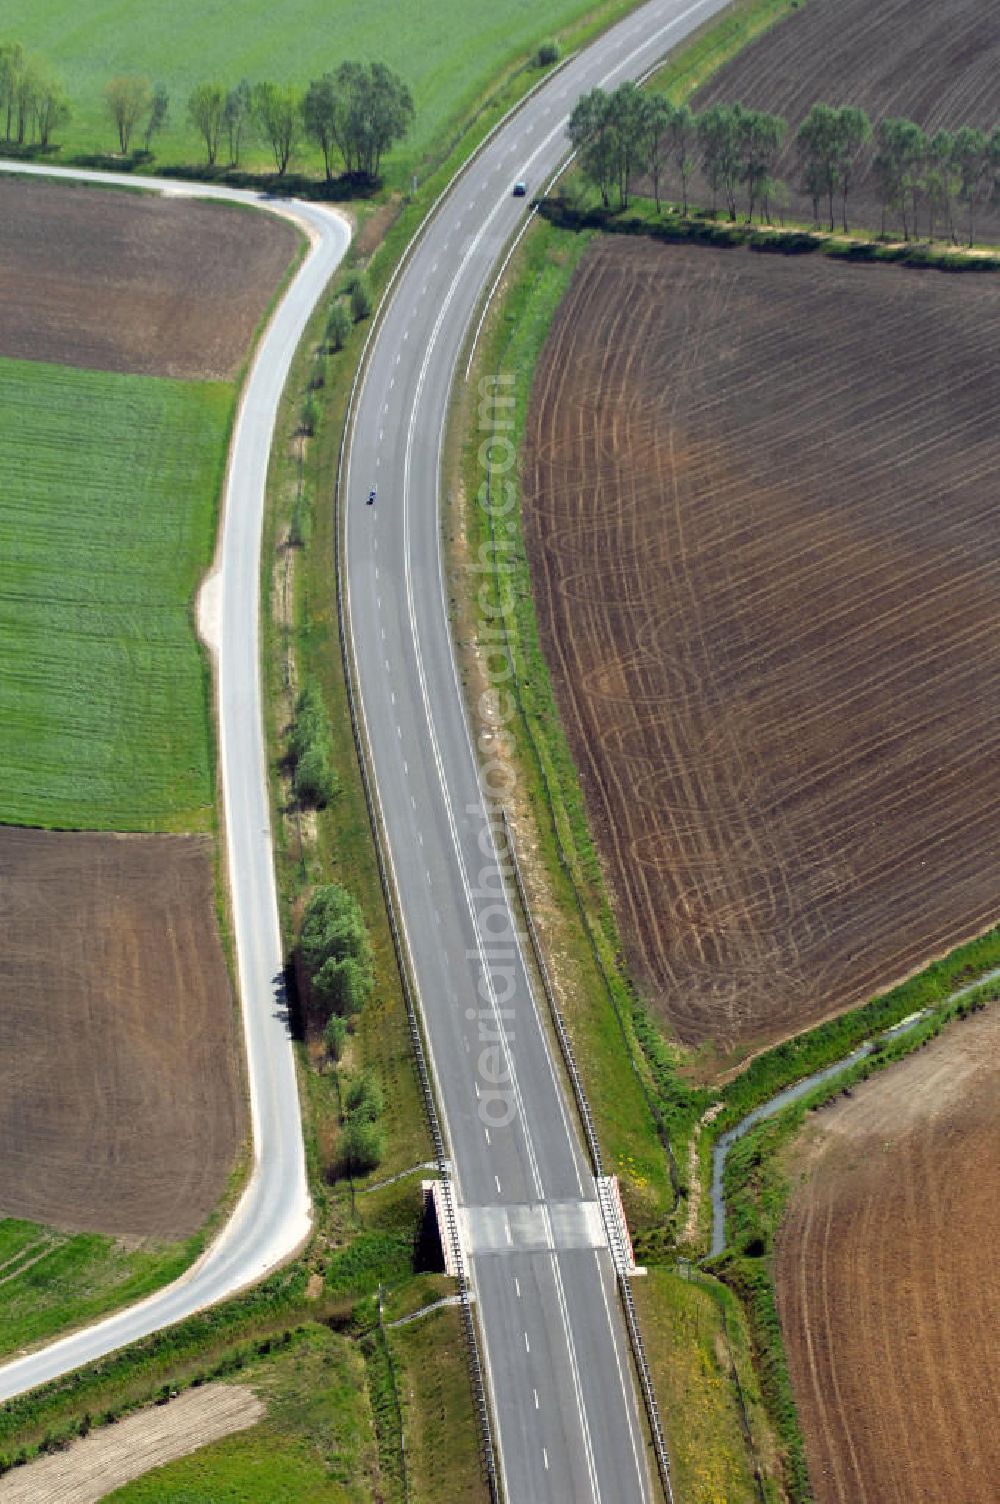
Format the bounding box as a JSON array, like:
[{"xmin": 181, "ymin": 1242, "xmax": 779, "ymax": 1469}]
[
  {"xmin": 344, "ymin": 1, "xmax": 731, "ymax": 1497},
  {"xmin": 0, "ymin": 163, "xmax": 350, "ymax": 1402}
]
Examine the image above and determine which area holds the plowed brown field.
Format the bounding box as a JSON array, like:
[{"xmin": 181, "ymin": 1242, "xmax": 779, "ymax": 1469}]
[
  {"xmin": 693, "ymin": 0, "xmax": 1000, "ymax": 241},
  {"xmin": 0, "ymin": 1384, "xmax": 263, "ymax": 1503},
  {"xmin": 0, "ymin": 828, "xmax": 243, "ymax": 1237},
  {"xmin": 775, "ymin": 1006, "xmax": 1000, "ymax": 1504},
  {"xmin": 523, "ymin": 237, "xmax": 1000, "ymax": 1058},
  {"xmin": 0, "ymin": 177, "xmax": 298, "ymax": 378}
]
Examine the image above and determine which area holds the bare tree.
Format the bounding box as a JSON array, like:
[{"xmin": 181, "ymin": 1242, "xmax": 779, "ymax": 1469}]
[
  {"xmin": 142, "ymin": 82, "xmax": 169, "ymax": 154},
  {"xmin": 668, "ymin": 102, "xmax": 695, "ymax": 215},
  {"xmin": 302, "ymin": 74, "xmax": 339, "ymax": 181},
  {"xmin": 222, "ymin": 79, "xmax": 253, "ymax": 167},
  {"xmin": 252, "ymin": 81, "xmax": 300, "ymax": 176},
  {"xmin": 104, "ymin": 75, "xmax": 151, "ymax": 154},
  {"xmin": 188, "ymin": 82, "xmax": 225, "ymax": 166}
]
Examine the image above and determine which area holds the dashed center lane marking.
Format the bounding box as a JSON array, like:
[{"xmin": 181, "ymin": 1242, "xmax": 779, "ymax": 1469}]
[{"xmin": 342, "ymin": 5, "xmax": 731, "ymax": 1491}]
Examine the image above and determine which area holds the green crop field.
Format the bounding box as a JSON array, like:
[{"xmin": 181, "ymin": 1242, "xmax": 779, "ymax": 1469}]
[
  {"xmin": 1, "ymin": 0, "xmax": 622, "ymax": 181},
  {"xmin": 0, "ymin": 1217, "xmax": 197, "ymax": 1359},
  {"xmin": 0, "ymin": 356, "xmax": 232, "ymax": 831},
  {"xmin": 105, "ymin": 1327, "xmax": 378, "ymax": 1503}
]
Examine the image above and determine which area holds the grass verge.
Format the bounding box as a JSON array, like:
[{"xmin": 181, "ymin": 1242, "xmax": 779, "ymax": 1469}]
[
  {"xmin": 647, "ymin": 0, "xmax": 807, "ymax": 104},
  {"xmin": 0, "ymin": 1248, "xmax": 485, "ymax": 1502},
  {"xmin": 451, "ymin": 215, "xmax": 697, "ymax": 1238},
  {"xmin": 539, "ymin": 194, "xmax": 1000, "ymax": 273},
  {"xmin": 104, "ymin": 1324, "xmax": 379, "ymax": 1502},
  {"xmin": 0, "ymin": 356, "xmax": 232, "ymax": 831},
  {"xmin": 0, "ymin": 1220, "xmax": 198, "ymax": 1361},
  {"xmin": 391, "ymin": 1303, "xmax": 487, "ymax": 1504},
  {"xmin": 632, "ymin": 1266, "xmax": 781, "ymax": 1503}
]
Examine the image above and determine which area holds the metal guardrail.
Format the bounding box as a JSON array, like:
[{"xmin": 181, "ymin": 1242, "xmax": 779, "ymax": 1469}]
[
  {"xmin": 333, "ymin": 451, "xmax": 501, "ymax": 1497},
  {"xmin": 332, "ymin": 177, "xmax": 504, "ymax": 1493},
  {"xmin": 501, "ymin": 812, "xmax": 676, "ymax": 1504}
]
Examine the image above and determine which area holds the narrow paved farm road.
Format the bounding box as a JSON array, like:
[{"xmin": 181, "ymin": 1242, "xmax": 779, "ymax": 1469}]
[{"xmin": 0, "ymin": 162, "xmax": 350, "ymax": 1401}]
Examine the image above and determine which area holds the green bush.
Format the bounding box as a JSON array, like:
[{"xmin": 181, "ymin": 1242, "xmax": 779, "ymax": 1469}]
[
  {"xmin": 290, "ymin": 681, "xmax": 324, "ymax": 761},
  {"xmin": 326, "ymin": 300, "xmax": 352, "ymax": 352},
  {"xmin": 289, "ymin": 680, "xmax": 338, "ymax": 807},
  {"xmin": 324, "ymin": 1015, "xmax": 348, "ymax": 1061},
  {"xmin": 293, "ymin": 743, "xmax": 337, "ymax": 807},
  {"xmin": 338, "ymin": 1119, "xmax": 385, "ymax": 1176},
  {"xmin": 350, "ymin": 278, "xmax": 372, "ymax": 322},
  {"xmin": 301, "ymin": 393, "xmax": 319, "ymax": 435},
  {"xmin": 344, "ymin": 1071, "xmax": 384, "ymax": 1123},
  {"xmin": 535, "ymin": 41, "xmax": 559, "ymax": 67},
  {"xmin": 299, "ymin": 884, "xmax": 374, "ymax": 1020}
]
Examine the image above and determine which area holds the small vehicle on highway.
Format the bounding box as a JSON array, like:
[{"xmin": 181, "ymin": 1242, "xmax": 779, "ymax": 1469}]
[
  {"xmin": 367, "ymin": 486, "xmax": 377, "ymax": 505},
  {"xmin": 512, "ymin": 180, "xmax": 527, "ymax": 197}
]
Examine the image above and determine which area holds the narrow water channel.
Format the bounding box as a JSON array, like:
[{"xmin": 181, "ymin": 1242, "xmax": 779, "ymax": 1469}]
[{"xmin": 709, "ymin": 966, "xmax": 1000, "ymax": 1256}]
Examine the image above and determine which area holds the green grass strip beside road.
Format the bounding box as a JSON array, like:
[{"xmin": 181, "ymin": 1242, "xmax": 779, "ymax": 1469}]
[
  {"xmin": 0, "ymin": 356, "xmax": 232, "ymax": 831},
  {"xmin": 646, "ymin": 0, "xmax": 806, "ymax": 104},
  {"xmin": 104, "ymin": 1325, "xmax": 379, "ymax": 1504},
  {"xmin": 0, "ymin": 1217, "xmax": 206, "ymax": 1363},
  {"xmin": 456, "ymin": 217, "xmax": 693, "ymax": 1235}
]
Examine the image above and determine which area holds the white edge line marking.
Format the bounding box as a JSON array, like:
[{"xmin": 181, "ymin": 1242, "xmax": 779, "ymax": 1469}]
[
  {"xmin": 548, "ymin": 1234, "xmax": 600, "ymax": 1503},
  {"xmin": 594, "ymin": 1249, "xmax": 651, "ymax": 1501}
]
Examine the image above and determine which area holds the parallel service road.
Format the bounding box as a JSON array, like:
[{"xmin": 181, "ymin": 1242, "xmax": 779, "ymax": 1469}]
[
  {"xmin": 0, "ymin": 163, "xmax": 350, "ymax": 1402},
  {"xmin": 344, "ymin": 0, "xmax": 730, "ymax": 1498}
]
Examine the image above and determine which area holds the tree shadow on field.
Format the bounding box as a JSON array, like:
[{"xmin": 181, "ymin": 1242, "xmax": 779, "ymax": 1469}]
[
  {"xmin": 0, "ymin": 141, "xmax": 61, "ymax": 162},
  {"xmin": 157, "ymin": 163, "xmax": 379, "ymax": 202},
  {"xmin": 2, "ymin": 143, "xmax": 383, "ymax": 203}
]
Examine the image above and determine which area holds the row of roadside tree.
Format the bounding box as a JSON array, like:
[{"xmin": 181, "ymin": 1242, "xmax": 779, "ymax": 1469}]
[
  {"xmin": 187, "ymin": 65, "xmax": 414, "ymax": 179},
  {"xmin": 569, "ymin": 84, "xmax": 1000, "ymax": 244},
  {"xmin": 0, "ymin": 38, "xmax": 414, "ymax": 183},
  {"xmin": 0, "ymin": 41, "xmax": 69, "ymax": 148}
]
